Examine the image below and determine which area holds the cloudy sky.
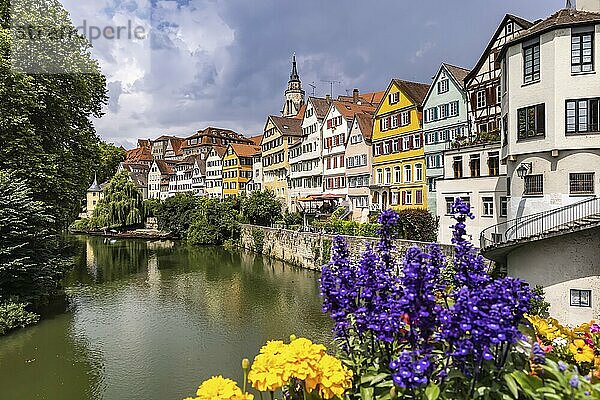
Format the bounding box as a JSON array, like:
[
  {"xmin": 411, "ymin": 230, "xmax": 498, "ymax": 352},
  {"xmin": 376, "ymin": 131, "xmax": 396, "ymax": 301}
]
[{"xmin": 61, "ymin": 0, "xmax": 564, "ymax": 148}]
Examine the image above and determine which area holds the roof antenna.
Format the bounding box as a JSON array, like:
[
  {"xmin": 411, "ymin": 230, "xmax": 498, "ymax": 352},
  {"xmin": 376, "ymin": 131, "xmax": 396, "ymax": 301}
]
[{"xmin": 308, "ymin": 82, "xmax": 317, "ymax": 96}]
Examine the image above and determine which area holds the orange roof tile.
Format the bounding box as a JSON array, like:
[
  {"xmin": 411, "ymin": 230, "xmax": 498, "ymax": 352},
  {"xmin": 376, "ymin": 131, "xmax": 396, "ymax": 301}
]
[{"xmin": 231, "ymin": 143, "xmax": 261, "ymax": 158}]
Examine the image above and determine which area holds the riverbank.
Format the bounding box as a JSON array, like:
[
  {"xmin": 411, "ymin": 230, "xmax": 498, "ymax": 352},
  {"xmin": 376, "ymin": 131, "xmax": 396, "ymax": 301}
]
[
  {"xmin": 239, "ymin": 224, "xmax": 454, "ymax": 270},
  {"xmin": 69, "ymin": 228, "xmax": 177, "ymax": 240}
]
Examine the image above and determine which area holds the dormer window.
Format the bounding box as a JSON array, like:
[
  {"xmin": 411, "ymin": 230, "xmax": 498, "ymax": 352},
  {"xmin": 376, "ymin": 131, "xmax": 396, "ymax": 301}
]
[
  {"xmin": 389, "ymin": 92, "xmax": 400, "ymax": 104},
  {"xmin": 437, "ymin": 79, "xmax": 449, "ymax": 94},
  {"xmin": 506, "ymin": 22, "xmax": 514, "ymax": 35}
]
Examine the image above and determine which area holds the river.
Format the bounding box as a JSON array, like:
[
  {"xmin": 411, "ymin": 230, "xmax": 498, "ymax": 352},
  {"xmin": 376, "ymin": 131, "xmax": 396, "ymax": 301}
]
[{"xmin": 0, "ymin": 236, "xmax": 333, "ymax": 400}]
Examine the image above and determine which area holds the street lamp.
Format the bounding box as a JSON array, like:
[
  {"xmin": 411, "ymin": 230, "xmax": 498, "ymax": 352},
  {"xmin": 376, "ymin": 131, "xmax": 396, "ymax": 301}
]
[{"xmin": 516, "ymin": 162, "xmax": 532, "ymax": 179}]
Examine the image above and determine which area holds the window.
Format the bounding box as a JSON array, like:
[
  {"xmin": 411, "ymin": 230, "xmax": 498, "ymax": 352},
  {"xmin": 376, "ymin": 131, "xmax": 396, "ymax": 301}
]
[
  {"xmin": 506, "ymin": 21, "xmax": 514, "ymax": 35},
  {"xmin": 413, "ymin": 134, "xmax": 421, "ymax": 149},
  {"xmin": 381, "ymin": 117, "xmax": 389, "ymax": 131},
  {"xmin": 404, "ymin": 165, "xmax": 412, "ymax": 183},
  {"xmin": 453, "ymin": 156, "xmax": 463, "ymax": 179},
  {"xmin": 449, "ymin": 101, "xmax": 459, "ymax": 117},
  {"xmin": 517, "ymin": 104, "xmax": 545, "ymax": 139},
  {"xmin": 570, "ymin": 289, "xmax": 592, "ymax": 307},
  {"xmin": 523, "ymin": 40, "xmax": 540, "ymax": 83},
  {"xmin": 401, "ymin": 111, "xmax": 411, "ymax": 127},
  {"xmin": 383, "ymin": 141, "xmax": 391, "ymax": 154},
  {"xmin": 416, "ymin": 190, "xmax": 423, "ymax": 205},
  {"xmin": 566, "ymin": 98, "xmax": 599, "ymax": 134},
  {"xmin": 377, "ymin": 169, "xmax": 383, "ymax": 184},
  {"xmin": 500, "ymin": 197, "xmax": 508, "ymax": 217},
  {"xmin": 488, "ymin": 152, "xmax": 500, "ymax": 176},
  {"xmin": 389, "ymin": 92, "xmax": 400, "ymax": 104},
  {"xmin": 439, "ymin": 103, "xmax": 449, "ymax": 119},
  {"xmin": 470, "ymin": 155, "xmax": 481, "ymax": 177},
  {"xmin": 391, "ymin": 114, "xmax": 399, "ymax": 128},
  {"xmin": 445, "ymin": 197, "xmax": 455, "ymax": 215},
  {"xmin": 524, "ymin": 174, "xmax": 543, "ymax": 196},
  {"xmin": 570, "ymin": 172, "xmax": 595, "ymax": 195},
  {"xmin": 428, "ymin": 177, "xmax": 437, "ymax": 192},
  {"xmin": 476, "ymin": 90, "xmax": 486, "ymax": 109},
  {"xmin": 385, "ymin": 168, "xmax": 392, "ymax": 185},
  {"xmin": 394, "ymin": 166, "xmax": 402, "ymax": 183},
  {"xmin": 415, "ymin": 163, "xmax": 423, "ymax": 181},
  {"xmin": 482, "ymin": 197, "xmax": 494, "ymax": 216},
  {"xmin": 403, "ymin": 190, "xmax": 413, "ymax": 205},
  {"xmin": 438, "ymin": 79, "xmax": 449, "ymax": 94},
  {"xmin": 572, "ymin": 28, "xmax": 594, "ymax": 74},
  {"xmin": 392, "ymin": 139, "xmax": 399, "ymax": 153}
]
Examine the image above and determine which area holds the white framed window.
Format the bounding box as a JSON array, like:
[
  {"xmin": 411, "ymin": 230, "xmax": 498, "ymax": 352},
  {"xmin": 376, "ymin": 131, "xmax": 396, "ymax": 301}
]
[
  {"xmin": 404, "ymin": 165, "xmax": 412, "ymax": 182},
  {"xmin": 500, "ymin": 196, "xmax": 508, "ymax": 217},
  {"xmin": 385, "ymin": 168, "xmax": 392, "ymax": 184},
  {"xmin": 438, "ymin": 79, "xmax": 449, "ymax": 94},
  {"xmin": 391, "ymin": 114, "xmax": 399, "ymax": 129},
  {"xmin": 403, "ymin": 136, "xmax": 411, "ymax": 150},
  {"xmin": 571, "ymin": 289, "xmax": 592, "ymax": 307},
  {"xmin": 506, "ymin": 21, "xmax": 514, "ymax": 35},
  {"xmin": 389, "ymin": 92, "xmax": 400, "ymax": 104},
  {"xmin": 394, "ymin": 166, "xmax": 401, "ymax": 183},
  {"xmin": 482, "ymin": 197, "xmax": 494, "ymax": 216},
  {"xmin": 413, "ymin": 134, "xmax": 421, "ymax": 149},
  {"xmin": 401, "ymin": 111, "xmax": 411, "ymax": 126},
  {"xmin": 449, "ymin": 101, "xmax": 459, "ymax": 117},
  {"xmin": 377, "ymin": 169, "xmax": 383, "ymax": 184},
  {"xmin": 391, "ymin": 192, "xmax": 399, "ymax": 205},
  {"xmin": 404, "ymin": 190, "xmax": 413, "ymax": 205},
  {"xmin": 381, "ymin": 117, "xmax": 390, "ymax": 131},
  {"xmin": 415, "ymin": 163, "xmax": 423, "ymax": 181},
  {"xmin": 476, "ymin": 90, "xmax": 486, "ymax": 109}
]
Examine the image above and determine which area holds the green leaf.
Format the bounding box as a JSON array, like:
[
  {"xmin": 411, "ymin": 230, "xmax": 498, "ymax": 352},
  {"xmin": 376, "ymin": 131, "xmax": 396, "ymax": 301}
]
[
  {"xmin": 503, "ymin": 373, "xmax": 518, "ymax": 399},
  {"xmin": 425, "ymin": 382, "xmax": 440, "ymax": 400},
  {"xmin": 360, "ymin": 385, "xmax": 374, "ymax": 400}
]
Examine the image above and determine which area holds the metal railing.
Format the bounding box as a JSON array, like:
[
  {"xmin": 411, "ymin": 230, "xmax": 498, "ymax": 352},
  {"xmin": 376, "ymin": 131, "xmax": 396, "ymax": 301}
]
[{"xmin": 480, "ymin": 196, "xmax": 600, "ymax": 250}]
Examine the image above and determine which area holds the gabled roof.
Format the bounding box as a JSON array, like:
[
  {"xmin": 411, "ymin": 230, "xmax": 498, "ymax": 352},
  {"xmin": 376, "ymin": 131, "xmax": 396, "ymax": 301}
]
[
  {"xmin": 125, "ymin": 146, "xmax": 153, "ymax": 163},
  {"xmin": 337, "ymin": 91, "xmax": 386, "ymax": 107},
  {"xmin": 154, "ymin": 135, "xmax": 182, "ymax": 142},
  {"xmin": 167, "ymin": 138, "xmax": 185, "ymax": 155},
  {"xmin": 294, "ymin": 103, "xmax": 307, "ymax": 120},
  {"xmin": 465, "ymin": 14, "xmax": 533, "ymax": 84},
  {"xmin": 443, "ymin": 63, "xmax": 471, "ymax": 88},
  {"xmin": 308, "ymin": 97, "xmax": 332, "ymax": 119},
  {"xmin": 331, "ymin": 100, "xmax": 376, "ymax": 121},
  {"xmin": 269, "ymin": 115, "xmax": 303, "ymax": 137},
  {"xmin": 209, "ymin": 146, "xmax": 227, "ymax": 158},
  {"xmin": 353, "ymin": 112, "xmax": 375, "ymax": 141},
  {"xmin": 391, "ymin": 80, "xmax": 431, "ymax": 106},
  {"xmin": 231, "ymin": 143, "xmax": 262, "ymax": 158},
  {"xmin": 154, "ymin": 159, "xmax": 175, "ymax": 175},
  {"xmin": 422, "ymin": 63, "xmax": 470, "ymax": 107},
  {"xmin": 249, "ymin": 135, "xmax": 263, "ymax": 146},
  {"xmin": 194, "ymin": 157, "xmax": 207, "ymax": 175},
  {"xmin": 499, "ymin": 8, "xmax": 600, "ymax": 59}
]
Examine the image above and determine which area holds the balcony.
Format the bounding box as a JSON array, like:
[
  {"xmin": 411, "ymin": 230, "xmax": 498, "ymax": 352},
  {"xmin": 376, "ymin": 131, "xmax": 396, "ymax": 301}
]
[{"xmin": 449, "ymin": 130, "xmax": 501, "ymax": 150}]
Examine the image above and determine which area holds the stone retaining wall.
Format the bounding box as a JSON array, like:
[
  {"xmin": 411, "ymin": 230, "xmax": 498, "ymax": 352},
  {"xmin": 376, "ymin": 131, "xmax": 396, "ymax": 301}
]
[{"xmin": 240, "ymin": 224, "xmax": 453, "ymax": 270}]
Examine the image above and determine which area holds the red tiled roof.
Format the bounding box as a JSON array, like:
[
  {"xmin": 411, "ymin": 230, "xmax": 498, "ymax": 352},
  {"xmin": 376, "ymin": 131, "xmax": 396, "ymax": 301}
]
[
  {"xmin": 332, "ymin": 100, "xmax": 376, "ymax": 121},
  {"xmin": 125, "ymin": 146, "xmax": 153, "ymax": 163},
  {"xmin": 354, "ymin": 112, "xmax": 374, "ymax": 141},
  {"xmin": 231, "ymin": 143, "xmax": 261, "ymax": 157},
  {"xmin": 249, "ymin": 135, "xmax": 263, "ymax": 146}
]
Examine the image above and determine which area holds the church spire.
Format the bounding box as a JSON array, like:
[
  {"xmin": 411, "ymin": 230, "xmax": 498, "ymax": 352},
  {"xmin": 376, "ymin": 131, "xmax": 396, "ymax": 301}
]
[{"xmin": 290, "ymin": 52, "xmax": 300, "ymax": 82}]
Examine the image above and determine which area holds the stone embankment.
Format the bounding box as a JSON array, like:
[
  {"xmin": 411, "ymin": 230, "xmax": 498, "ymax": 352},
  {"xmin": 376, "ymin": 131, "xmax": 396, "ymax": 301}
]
[{"xmin": 240, "ymin": 224, "xmax": 453, "ymax": 270}]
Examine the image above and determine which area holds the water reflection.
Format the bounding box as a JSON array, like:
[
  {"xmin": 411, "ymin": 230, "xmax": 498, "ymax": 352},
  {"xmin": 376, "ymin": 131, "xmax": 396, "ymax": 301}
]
[{"xmin": 0, "ymin": 236, "xmax": 332, "ymax": 400}]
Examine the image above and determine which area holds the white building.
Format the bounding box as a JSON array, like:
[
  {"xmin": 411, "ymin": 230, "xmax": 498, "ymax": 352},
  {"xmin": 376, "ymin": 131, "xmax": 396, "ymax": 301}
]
[
  {"xmin": 436, "ymin": 143, "xmax": 507, "ymax": 245},
  {"xmin": 481, "ymin": 2, "xmax": 600, "ymax": 326},
  {"xmin": 322, "ymin": 100, "xmax": 375, "ymax": 202},
  {"xmin": 205, "ymin": 146, "xmax": 225, "ymax": 199},
  {"xmin": 288, "ymin": 97, "xmax": 330, "ymax": 211},
  {"xmin": 345, "ymin": 112, "xmax": 375, "ymax": 222},
  {"xmin": 191, "ymin": 157, "xmax": 207, "ymax": 196},
  {"xmin": 148, "ymin": 159, "xmax": 174, "ymax": 200},
  {"xmin": 245, "ymin": 153, "xmax": 263, "ymax": 194}
]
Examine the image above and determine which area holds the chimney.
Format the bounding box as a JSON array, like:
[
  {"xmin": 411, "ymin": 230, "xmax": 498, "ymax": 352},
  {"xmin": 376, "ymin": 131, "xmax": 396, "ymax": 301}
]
[
  {"xmin": 353, "ymin": 88, "xmax": 359, "ymax": 103},
  {"xmin": 576, "ymin": 0, "xmax": 600, "ymax": 12},
  {"xmin": 326, "ymin": 94, "xmax": 331, "ymax": 103}
]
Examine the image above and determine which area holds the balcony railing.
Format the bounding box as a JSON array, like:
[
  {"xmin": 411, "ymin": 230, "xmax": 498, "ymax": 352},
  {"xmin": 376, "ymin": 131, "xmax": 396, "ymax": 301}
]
[{"xmin": 480, "ymin": 196, "xmax": 600, "ymax": 251}]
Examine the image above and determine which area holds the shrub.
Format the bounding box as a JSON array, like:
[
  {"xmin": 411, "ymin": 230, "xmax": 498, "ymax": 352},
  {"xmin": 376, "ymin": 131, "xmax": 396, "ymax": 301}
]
[
  {"xmin": 153, "ymin": 193, "xmax": 203, "ymax": 238},
  {"xmin": 393, "ymin": 208, "xmax": 438, "ymax": 242},
  {"xmin": 0, "ymin": 302, "xmax": 40, "ymax": 335},
  {"xmin": 70, "ymin": 218, "xmax": 92, "ymax": 232},
  {"xmin": 187, "ymin": 198, "xmax": 240, "ymax": 245},
  {"xmin": 91, "ymin": 171, "xmax": 146, "ymax": 229},
  {"xmin": 241, "ymin": 190, "xmax": 282, "ymax": 227}
]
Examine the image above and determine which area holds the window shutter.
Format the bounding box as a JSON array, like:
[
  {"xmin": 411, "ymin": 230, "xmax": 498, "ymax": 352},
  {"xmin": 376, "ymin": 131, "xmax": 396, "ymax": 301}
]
[
  {"xmin": 486, "ymin": 87, "xmax": 495, "ymax": 105},
  {"xmin": 470, "ymin": 92, "xmax": 477, "ymax": 109},
  {"xmin": 409, "ymin": 136, "xmax": 414, "ymax": 149},
  {"xmin": 402, "ymin": 191, "xmax": 406, "ymax": 205}
]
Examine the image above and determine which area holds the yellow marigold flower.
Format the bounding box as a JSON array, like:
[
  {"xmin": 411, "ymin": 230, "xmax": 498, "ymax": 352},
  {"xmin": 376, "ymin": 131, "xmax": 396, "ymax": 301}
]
[
  {"xmin": 569, "ymin": 339, "xmax": 595, "ymax": 363},
  {"xmin": 248, "ymin": 341, "xmax": 288, "ymax": 392},
  {"xmin": 189, "ymin": 376, "xmax": 248, "ymax": 400},
  {"xmin": 315, "ymin": 354, "xmax": 353, "ymax": 399},
  {"xmin": 282, "ymin": 338, "xmax": 326, "ymax": 382}
]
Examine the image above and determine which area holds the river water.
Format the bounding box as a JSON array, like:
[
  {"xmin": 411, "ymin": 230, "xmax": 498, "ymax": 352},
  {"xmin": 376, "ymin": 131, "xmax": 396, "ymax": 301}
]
[{"xmin": 0, "ymin": 236, "xmax": 332, "ymax": 400}]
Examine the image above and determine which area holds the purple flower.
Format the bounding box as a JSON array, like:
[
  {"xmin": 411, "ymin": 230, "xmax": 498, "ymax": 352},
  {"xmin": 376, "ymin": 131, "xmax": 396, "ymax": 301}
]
[
  {"xmin": 570, "ymin": 375, "xmax": 580, "ymax": 388},
  {"xmin": 531, "ymin": 342, "xmax": 546, "ymax": 364},
  {"xmin": 390, "ymin": 351, "xmax": 432, "ymax": 389},
  {"xmin": 558, "ymin": 361, "xmax": 568, "ymax": 372}
]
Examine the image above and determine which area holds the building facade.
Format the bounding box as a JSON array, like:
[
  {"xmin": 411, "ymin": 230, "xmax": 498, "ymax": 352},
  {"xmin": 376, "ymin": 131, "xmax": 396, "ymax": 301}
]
[
  {"xmin": 282, "ymin": 54, "xmax": 305, "ymax": 118},
  {"xmin": 436, "ymin": 143, "xmax": 507, "ymax": 244},
  {"xmin": 371, "ymin": 79, "xmax": 430, "ymax": 211},
  {"xmin": 181, "ymin": 127, "xmax": 252, "ymax": 158},
  {"xmin": 422, "ymin": 63, "xmax": 470, "ymax": 216},
  {"xmin": 205, "ymin": 147, "xmax": 225, "ymax": 199},
  {"xmin": 345, "ymin": 112, "xmax": 375, "ymax": 222},
  {"xmin": 222, "ymin": 143, "xmax": 261, "ymax": 197}
]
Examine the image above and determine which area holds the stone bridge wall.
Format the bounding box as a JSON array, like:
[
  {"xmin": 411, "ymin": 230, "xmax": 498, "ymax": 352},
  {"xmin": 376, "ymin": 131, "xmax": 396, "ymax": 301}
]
[{"xmin": 240, "ymin": 224, "xmax": 453, "ymax": 271}]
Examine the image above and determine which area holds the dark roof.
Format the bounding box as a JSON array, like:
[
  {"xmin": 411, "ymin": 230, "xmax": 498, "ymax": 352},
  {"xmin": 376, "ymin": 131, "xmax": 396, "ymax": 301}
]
[
  {"xmin": 391, "ymin": 79, "xmax": 431, "ymax": 106},
  {"xmin": 465, "ymin": 14, "xmax": 533, "ymax": 84},
  {"xmin": 154, "ymin": 159, "xmax": 175, "ymax": 175},
  {"xmin": 354, "ymin": 112, "xmax": 374, "ymax": 141},
  {"xmin": 308, "ymin": 97, "xmax": 331, "ymax": 119},
  {"xmin": 332, "ymin": 101, "xmax": 376, "ymax": 121},
  {"xmin": 210, "ymin": 146, "xmax": 227, "ymax": 158},
  {"xmin": 499, "ymin": 9, "xmax": 600, "ymax": 59},
  {"xmin": 443, "ymin": 63, "xmax": 471, "ymax": 88},
  {"xmin": 269, "ymin": 116, "xmax": 303, "ymax": 137},
  {"xmin": 87, "ymin": 175, "xmax": 102, "ymax": 192}
]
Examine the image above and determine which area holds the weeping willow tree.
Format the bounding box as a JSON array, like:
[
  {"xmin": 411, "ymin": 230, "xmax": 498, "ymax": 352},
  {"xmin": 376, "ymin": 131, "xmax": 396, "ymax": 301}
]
[{"xmin": 91, "ymin": 171, "xmax": 146, "ymax": 229}]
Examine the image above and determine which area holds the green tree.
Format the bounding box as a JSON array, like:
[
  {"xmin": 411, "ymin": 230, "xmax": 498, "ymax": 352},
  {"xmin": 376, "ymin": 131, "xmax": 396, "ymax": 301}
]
[
  {"xmin": 0, "ymin": 0, "xmax": 108, "ymax": 228},
  {"xmin": 153, "ymin": 193, "xmax": 203, "ymax": 238},
  {"xmin": 0, "ymin": 170, "xmax": 67, "ymax": 305},
  {"xmin": 91, "ymin": 171, "xmax": 146, "ymax": 229},
  {"xmin": 394, "ymin": 208, "xmax": 439, "ymax": 242},
  {"xmin": 187, "ymin": 198, "xmax": 240, "ymax": 245},
  {"xmin": 241, "ymin": 190, "xmax": 282, "ymax": 226},
  {"xmin": 95, "ymin": 142, "xmax": 126, "ymax": 184}
]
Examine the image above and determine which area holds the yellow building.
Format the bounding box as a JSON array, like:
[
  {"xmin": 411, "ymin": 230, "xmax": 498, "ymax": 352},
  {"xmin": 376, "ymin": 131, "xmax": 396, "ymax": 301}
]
[
  {"xmin": 371, "ymin": 79, "xmax": 430, "ymax": 211},
  {"xmin": 222, "ymin": 143, "xmax": 261, "ymax": 198},
  {"xmin": 260, "ymin": 115, "xmax": 302, "ymax": 201}
]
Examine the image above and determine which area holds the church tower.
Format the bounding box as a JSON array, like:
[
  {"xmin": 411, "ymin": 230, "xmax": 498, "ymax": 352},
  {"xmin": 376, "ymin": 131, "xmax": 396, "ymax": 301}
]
[{"xmin": 282, "ymin": 53, "xmax": 305, "ymax": 117}]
